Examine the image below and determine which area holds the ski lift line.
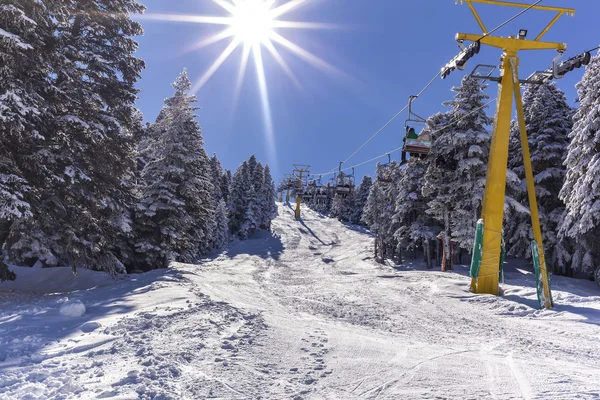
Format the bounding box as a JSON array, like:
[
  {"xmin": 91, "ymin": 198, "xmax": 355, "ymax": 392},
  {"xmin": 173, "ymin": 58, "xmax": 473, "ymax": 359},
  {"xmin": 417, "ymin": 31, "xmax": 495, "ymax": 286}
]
[
  {"xmin": 339, "ymin": 103, "xmax": 410, "ymax": 164},
  {"xmin": 317, "ymin": 71, "xmax": 443, "ymax": 176},
  {"xmin": 312, "ymin": 0, "xmax": 542, "ymax": 179},
  {"xmin": 585, "ymin": 45, "xmax": 600, "ymax": 53},
  {"xmin": 321, "ymin": 60, "xmax": 449, "ymax": 174},
  {"xmin": 328, "ymin": 97, "xmax": 498, "ymax": 176},
  {"xmin": 415, "ymin": 71, "xmax": 442, "ymax": 98}
]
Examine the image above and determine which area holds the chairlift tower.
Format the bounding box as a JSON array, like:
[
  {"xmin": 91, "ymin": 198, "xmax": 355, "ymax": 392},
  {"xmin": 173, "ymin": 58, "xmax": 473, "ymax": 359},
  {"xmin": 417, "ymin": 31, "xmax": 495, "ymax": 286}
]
[
  {"xmin": 444, "ymin": 0, "xmax": 577, "ymax": 308},
  {"xmin": 293, "ymin": 164, "xmax": 310, "ymax": 219}
]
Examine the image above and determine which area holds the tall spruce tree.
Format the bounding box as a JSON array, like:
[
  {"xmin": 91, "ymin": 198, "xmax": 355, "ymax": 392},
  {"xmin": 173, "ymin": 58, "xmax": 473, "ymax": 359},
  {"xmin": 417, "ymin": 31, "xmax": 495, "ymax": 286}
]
[
  {"xmin": 394, "ymin": 157, "xmax": 440, "ymax": 268},
  {"xmin": 221, "ymin": 169, "xmax": 232, "ymax": 204},
  {"xmin": 134, "ymin": 70, "xmax": 214, "ymax": 269},
  {"xmin": 559, "ymin": 52, "xmax": 600, "ymax": 283},
  {"xmin": 213, "ymin": 199, "xmax": 229, "ymax": 250},
  {"xmin": 261, "ymin": 165, "xmax": 278, "ymax": 229},
  {"xmin": 349, "ymin": 175, "xmax": 372, "ymax": 224},
  {"xmin": 229, "ymin": 161, "xmax": 250, "ymax": 235},
  {"xmin": 0, "ymin": 1, "xmax": 49, "ymax": 279},
  {"xmin": 363, "ymin": 162, "xmax": 402, "ymax": 261},
  {"xmin": 4, "ymin": 0, "xmax": 146, "ymax": 276},
  {"xmin": 239, "ymin": 159, "xmax": 264, "ymax": 238},
  {"xmin": 423, "ymin": 77, "xmax": 492, "ymax": 261}
]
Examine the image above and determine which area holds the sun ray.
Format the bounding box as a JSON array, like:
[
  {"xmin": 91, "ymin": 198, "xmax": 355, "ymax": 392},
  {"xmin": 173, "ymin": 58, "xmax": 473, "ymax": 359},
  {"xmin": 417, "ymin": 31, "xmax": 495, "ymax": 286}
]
[
  {"xmin": 263, "ymin": 39, "xmax": 302, "ymax": 89},
  {"xmin": 212, "ymin": 0, "xmax": 237, "ymax": 14},
  {"xmin": 252, "ymin": 43, "xmax": 278, "ymax": 172},
  {"xmin": 182, "ymin": 28, "xmax": 237, "ymax": 56},
  {"xmin": 192, "ymin": 37, "xmax": 242, "ymax": 94},
  {"xmin": 269, "ymin": 0, "xmax": 307, "ymax": 19},
  {"xmin": 136, "ymin": 13, "xmax": 232, "ymax": 25},
  {"xmin": 271, "ymin": 20, "xmax": 339, "ymax": 29},
  {"xmin": 269, "ymin": 31, "xmax": 341, "ymax": 76},
  {"xmin": 233, "ymin": 43, "xmax": 253, "ymax": 108}
]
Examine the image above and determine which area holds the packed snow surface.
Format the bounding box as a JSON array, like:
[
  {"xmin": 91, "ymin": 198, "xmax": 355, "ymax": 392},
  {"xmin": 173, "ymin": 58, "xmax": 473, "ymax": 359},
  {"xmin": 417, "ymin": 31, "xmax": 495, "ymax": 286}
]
[{"xmin": 1, "ymin": 203, "xmax": 599, "ymax": 399}]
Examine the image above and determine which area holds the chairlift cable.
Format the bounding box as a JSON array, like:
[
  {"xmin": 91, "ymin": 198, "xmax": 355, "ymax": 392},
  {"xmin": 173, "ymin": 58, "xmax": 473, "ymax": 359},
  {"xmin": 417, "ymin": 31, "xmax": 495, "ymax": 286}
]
[
  {"xmin": 314, "ymin": 0, "xmax": 542, "ymax": 178},
  {"xmin": 335, "ymin": 97, "xmax": 498, "ymax": 175}
]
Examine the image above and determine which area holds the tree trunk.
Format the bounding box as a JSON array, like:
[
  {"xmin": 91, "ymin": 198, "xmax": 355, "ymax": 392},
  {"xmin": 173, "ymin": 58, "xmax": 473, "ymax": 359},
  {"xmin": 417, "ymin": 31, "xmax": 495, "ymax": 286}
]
[
  {"xmin": 424, "ymin": 239, "xmax": 433, "ymax": 269},
  {"xmin": 0, "ymin": 221, "xmax": 16, "ymax": 281},
  {"xmin": 442, "ymin": 208, "xmax": 452, "ymax": 270}
]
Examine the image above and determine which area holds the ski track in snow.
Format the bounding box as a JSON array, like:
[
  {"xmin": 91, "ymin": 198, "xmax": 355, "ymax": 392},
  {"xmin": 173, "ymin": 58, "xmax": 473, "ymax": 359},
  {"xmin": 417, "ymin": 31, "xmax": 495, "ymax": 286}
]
[{"xmin": 1, "ymin": 203, "xmax": 600, "ymax": 399}]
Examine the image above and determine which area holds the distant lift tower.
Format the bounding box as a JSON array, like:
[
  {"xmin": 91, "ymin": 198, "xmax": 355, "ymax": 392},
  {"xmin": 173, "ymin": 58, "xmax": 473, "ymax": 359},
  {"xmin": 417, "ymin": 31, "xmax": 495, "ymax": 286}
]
[
  {"xmin": 293, "ymin": 164, "xmax": 310, "ymax": 219},
  {"xmin": 443, "ymin": 0, "xmax": 578, "ymax": 308}
]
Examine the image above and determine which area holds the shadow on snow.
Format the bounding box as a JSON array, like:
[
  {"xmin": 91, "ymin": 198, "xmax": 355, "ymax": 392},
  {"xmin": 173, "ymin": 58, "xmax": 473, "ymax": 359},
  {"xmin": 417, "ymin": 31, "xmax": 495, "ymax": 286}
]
[{"xmin": 0, "ymin": 268, "xmax": 190, "ymax": 370}]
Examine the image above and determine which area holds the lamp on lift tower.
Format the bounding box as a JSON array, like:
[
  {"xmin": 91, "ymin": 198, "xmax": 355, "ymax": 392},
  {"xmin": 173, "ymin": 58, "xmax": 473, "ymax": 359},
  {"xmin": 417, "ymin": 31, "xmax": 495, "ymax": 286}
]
[{"xmin": 518, "ymin": 29, "xmax": 527, "ymax": 40}]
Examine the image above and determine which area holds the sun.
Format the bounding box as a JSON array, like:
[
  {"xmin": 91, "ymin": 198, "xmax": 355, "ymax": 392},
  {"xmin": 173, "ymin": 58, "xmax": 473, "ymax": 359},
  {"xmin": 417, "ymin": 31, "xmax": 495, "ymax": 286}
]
[
  {"xmin": 230, "ymin": 0, "xmax": 274, "ymax": 45},
  {"xmin": 138, "ymin": 0, "xmax": 341, "ymax": 93},
  {"xmin": 137, "ymin": 0, "xmax": 343, "ymax": 175}
]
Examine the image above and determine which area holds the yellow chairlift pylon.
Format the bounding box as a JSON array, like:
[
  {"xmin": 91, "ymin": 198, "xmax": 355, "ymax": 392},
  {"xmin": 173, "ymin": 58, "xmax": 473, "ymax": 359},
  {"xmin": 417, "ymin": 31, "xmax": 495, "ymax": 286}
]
[
  {"xmin": 292, "ymin": 164, "xmax": 310, "ymax": 219},
  {"xmin": 444, "ymin": 0, "xmax": 578, "ymax": 308}
]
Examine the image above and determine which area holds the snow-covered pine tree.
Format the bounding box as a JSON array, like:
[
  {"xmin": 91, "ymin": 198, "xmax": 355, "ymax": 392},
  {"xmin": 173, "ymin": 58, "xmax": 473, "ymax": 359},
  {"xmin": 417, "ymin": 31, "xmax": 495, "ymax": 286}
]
[
  {"xmin": 330, "ymin": 193, "xmax": 352, "ymax": 222},
  {"xmin": 423, "ymin": 77, "xmax": 492, "ymax": 263},
  {"xmin": 134, "ymin": 69, "xmax": 214, "ymax": 269},
  {"xmin": 229, "ymin": 161, "xmax": 250, "ymax": 235},
  {"xmin": 260, "ymin": 165, "xmax": 278, "ymax": 229},
  {"xmin": 206, "ymin": 154, "xmax": 226, "ymax": 251},
  {"xmin": 394, "ymin": 157, "xmax": 440, "ymax": 268},
  {"xmin": 3, "ymin": 0, "xmax": 146, "ymax": 276},
  {"xmin": 559, "ymin": 52, "xmax": 600, "ymax": 283},
  {"xmin": 239, "ymin": 159, "xmax": 264, "ymax": 238},
  {"xmin": 363, "ymin": 162, "xmax": 402, "ymax": 261},
  {"xmin": 0, "ymin": 1, "xmax": 48, "ymax": 279},
  {"xmin": 504, "ymin": 83, "xmax": 573, "ymax": 274},
  {"xmin": 210, "ymin": 154, "xmax": 224, "ymax": 202},
  {"xmin": 348, "ymin": 175, "xmax": 372, "ymax": 224},
  {"xmin": 213, "ymin": 199, "xmax": 230, "ymax": 250},
  {"xmin": 221, "ymin": 169, "xmax": 232, "ymax": 204}
]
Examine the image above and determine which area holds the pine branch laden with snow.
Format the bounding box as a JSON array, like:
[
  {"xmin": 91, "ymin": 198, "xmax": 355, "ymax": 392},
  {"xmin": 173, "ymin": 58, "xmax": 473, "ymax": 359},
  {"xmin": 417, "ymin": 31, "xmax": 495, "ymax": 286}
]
[
  {"xmin": 134, "ymin": 69, "xmax": 215, "ymax": 270},
  {"xmin": 423, "ymin": 77, "xmax": 492, "ymax": 253},
  {"xmin": 559, "ymin": 52, "xmax": 600, "ymax": 283}
]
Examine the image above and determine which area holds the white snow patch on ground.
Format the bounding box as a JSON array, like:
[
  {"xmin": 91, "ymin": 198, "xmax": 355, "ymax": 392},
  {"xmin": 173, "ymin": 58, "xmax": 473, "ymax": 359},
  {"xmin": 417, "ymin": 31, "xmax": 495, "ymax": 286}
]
[
  {"xmin": 59, "ymin": 300, "xmax": 86, "ymax": 318},
  {"xmin": 0, "ymin": 203, "xmax": 599, "ymax": 399}
]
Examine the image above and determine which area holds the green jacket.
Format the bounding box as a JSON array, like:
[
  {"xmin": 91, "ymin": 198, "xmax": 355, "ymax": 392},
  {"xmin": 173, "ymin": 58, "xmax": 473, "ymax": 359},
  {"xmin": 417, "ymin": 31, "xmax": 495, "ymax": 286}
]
[{"xmin": 406, "ymin": 127, "xmax": 419, "ymax": 139}]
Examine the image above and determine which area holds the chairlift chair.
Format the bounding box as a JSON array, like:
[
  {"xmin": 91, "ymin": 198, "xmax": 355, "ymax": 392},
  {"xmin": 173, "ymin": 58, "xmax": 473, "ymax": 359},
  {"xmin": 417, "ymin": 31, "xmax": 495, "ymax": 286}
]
[
  {"xmin": 377, "ymin": 154, "xmax": 393, "ymax": 183},
  {"xmin": 335, "ymin": 163, "xmax": 352, "ymax": 195},
  {"xmin": 402, "ymin": 95, "xmax": 432, "ymax": 159}
]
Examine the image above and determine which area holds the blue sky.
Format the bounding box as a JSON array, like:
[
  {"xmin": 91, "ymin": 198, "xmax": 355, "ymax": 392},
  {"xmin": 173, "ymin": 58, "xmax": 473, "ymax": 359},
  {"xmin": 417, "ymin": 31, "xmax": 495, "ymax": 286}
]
[{"xmin": 134, "ymin": 0, "xmax": 596, "ymax": 182}]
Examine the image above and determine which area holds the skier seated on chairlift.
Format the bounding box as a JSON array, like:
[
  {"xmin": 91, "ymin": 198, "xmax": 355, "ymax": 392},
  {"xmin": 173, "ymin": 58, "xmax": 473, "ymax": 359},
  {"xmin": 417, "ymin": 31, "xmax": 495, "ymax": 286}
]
[{"xmin": 401, "ymin": 126, "xmax": 428, "ymax": 165}]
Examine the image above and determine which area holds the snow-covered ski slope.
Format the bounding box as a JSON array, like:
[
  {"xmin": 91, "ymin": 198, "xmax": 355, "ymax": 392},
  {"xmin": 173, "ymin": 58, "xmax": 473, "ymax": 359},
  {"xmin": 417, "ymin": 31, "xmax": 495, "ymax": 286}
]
[{"xmin": 1, "ymin": 203, "xmax": 599, "ymax": 399}]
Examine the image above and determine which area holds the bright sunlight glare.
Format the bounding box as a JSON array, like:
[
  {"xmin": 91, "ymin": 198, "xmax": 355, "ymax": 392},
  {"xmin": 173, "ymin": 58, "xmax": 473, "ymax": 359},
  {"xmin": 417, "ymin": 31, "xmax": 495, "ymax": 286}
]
[
  {"xmin": 231, "ymin": 0, "xmax": 274, "ymax": 45},
  {"xmin": 137, "ymin": 0, "xmax": 344, "ymax": 175}
]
